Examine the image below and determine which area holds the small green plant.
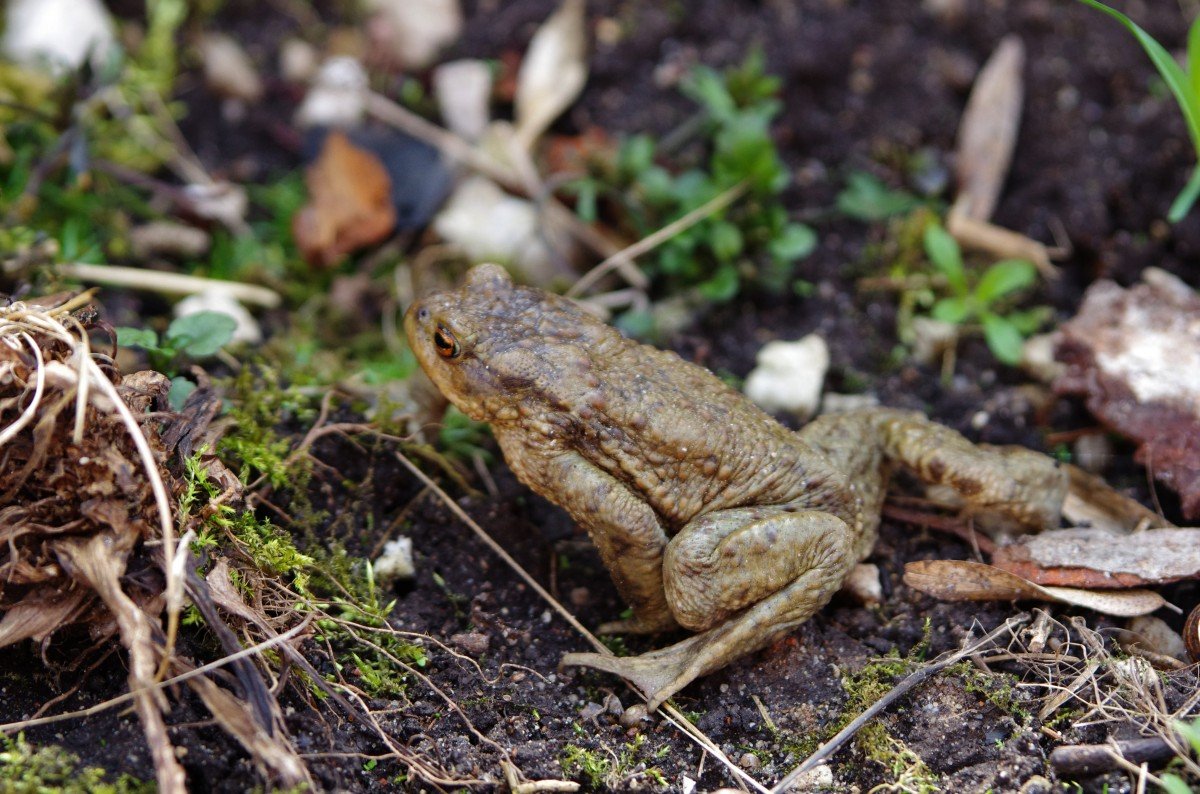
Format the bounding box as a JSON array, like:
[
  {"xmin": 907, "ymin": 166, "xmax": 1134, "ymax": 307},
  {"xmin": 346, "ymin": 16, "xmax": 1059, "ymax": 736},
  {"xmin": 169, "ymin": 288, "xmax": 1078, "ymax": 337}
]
[
  {"xmin": 1076, "ymin": 1, "xmax": 1200, "ymax": 221},
  {"xmin": 561, "ymin": 745, "xmax": 613, "ymax": 789},
  {"xmin": 836, "ymin": 171, "xmax": 924, "ymax": 222},
  {"xmin": 1160, "ymin": 716, "xmax": 1200, "ymax": 793},
  {"xmin": 117, "ymin": 310, "xmax": 237, "ymax": 405},
  {"xmin": 580, "ymin": 49, "xmax": 815, "ymax": 309},
  {"xmin": 921, "ymin": 221, "xmax": 1046, "ymax": 365}
]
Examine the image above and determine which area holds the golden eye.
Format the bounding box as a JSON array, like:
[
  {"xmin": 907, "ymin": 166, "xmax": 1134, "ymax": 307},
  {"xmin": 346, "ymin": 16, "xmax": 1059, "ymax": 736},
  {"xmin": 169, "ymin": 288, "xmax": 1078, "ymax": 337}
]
[{"xmin": 433, "ymin": 326, "xmax": 460, "ymax": 359}]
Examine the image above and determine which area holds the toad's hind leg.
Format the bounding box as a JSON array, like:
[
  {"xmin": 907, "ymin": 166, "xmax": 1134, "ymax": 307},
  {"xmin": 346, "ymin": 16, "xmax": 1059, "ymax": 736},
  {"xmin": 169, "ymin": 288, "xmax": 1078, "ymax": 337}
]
[
  {"xmin": 805, "ymin": 409, "xmax": 1068, "ymax": 531},
  {"xmin": 562, "ymin": 507, "xmax": 853, "ymax": 709}
]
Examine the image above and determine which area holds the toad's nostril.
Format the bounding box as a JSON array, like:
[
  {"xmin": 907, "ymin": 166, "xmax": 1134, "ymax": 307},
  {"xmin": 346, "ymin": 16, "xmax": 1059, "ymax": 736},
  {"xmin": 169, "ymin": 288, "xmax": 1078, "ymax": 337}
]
[{"xmin": 417, "ymin": 307, "xmax": 430, "ymax": 322}]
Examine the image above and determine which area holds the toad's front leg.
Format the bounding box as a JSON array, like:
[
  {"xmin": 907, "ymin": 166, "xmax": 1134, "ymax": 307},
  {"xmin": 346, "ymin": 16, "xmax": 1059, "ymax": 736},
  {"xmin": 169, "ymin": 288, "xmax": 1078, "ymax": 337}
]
[{"xmin": 563, "ymin": 506, "xmax": 855, "ymax": 709}]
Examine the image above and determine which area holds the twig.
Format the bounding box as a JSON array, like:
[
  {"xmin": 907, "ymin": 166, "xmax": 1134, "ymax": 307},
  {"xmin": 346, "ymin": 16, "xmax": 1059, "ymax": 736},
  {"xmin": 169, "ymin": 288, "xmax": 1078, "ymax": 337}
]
[
  {"xmin": 566, "ymin": 181, "xmax": 749, "ymax": 298},
  {"xmin": 54, "ymin": 262, "xmax": 282, "ymax": 308},
  {"xmin": 771, "ymin": 614, "xmax": 1029, "ymax": 793},
  {"xmin": 397, "ymin": 450, "xmax": 770, "ymax": 794},
  {"xmin": 395, "ymin": 451, "xmax": 606, "ymax": 653},
  {"xmin": 1049, "ymin": 737, "xmax": 1176, "ymax": 777},
  {"xmin": 0, "ymin": 617, "xmax": 312, "ymax": 734}
]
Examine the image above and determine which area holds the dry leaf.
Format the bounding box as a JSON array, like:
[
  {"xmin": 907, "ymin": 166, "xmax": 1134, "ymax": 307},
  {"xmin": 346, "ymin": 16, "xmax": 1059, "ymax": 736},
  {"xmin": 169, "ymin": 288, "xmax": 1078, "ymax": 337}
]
[
  {"xmin": 953, "ymin": 35, "xmax": 1023, "ymax": 222},
  {"xmin": 293, "ymin": 131, "xmax": 397, "ymax": 267},
  {"xmin": 991, "ymin": 527, "xmax": 1200, "ymax": 588},
  {"xmin": 904, "ymin": 559, "xmax": 1167, "ymax": 617},
  {"xmin": 514, "ymin": 0, "xmax": 587, "ymax": 150},
  {"xmin": 1055, "ymin": 269, "xmax": 1200, "ymax": 518},
  {"xmin": 1062, "ymin": 463, "xmax": 1173, "ymax": 534}
]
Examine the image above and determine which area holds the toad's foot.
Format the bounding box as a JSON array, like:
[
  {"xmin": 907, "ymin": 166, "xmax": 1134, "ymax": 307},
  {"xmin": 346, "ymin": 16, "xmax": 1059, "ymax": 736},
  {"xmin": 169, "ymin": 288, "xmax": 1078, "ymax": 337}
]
[{"xmin": 561, "ymin": 631, "xmax": 729, "ymax": 710}]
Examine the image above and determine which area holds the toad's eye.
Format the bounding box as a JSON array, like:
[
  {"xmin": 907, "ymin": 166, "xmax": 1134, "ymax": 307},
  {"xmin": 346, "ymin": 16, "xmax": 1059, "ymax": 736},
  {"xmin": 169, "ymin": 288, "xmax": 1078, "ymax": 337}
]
[{"xmin": 433, "ymin": 326, "xmax": 460, "ymax": 359}]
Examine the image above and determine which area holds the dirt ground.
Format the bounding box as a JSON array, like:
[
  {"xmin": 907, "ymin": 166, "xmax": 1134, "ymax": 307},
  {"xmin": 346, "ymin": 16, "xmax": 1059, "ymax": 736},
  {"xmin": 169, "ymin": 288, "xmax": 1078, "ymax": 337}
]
[{"xmin": 4, "ymin": 1, "xmax": 1200, "ymax": 792}]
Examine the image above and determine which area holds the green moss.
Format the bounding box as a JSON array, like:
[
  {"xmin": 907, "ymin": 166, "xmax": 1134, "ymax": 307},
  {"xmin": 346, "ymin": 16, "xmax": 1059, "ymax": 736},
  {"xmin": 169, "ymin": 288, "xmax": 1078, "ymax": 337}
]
[
  {"xmin": 774, "ymin": 622, "xmax": 937, "ymax": 789},
  {"xmin": 951, "ymin": 662, "xmax": 1032, "ymax": 725},
  {"xmin": 0, "ymin": 734, "xmax": 152, "ymax": 794},
  {"xmin": 560, "ymin": 735, "xmax": 667, "ymax": 790}
]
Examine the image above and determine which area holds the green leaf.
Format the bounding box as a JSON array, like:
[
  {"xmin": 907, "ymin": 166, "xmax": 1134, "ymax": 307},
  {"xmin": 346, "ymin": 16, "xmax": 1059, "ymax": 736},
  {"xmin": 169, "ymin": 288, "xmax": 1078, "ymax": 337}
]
[
  {"xmin": 117, "ymin": 327, "xmax": 161, "ymax": 350},
  {"xmin": 923, "ymin": 223, "xmax": 967, "ymax": 295},
  {"xmin": 1076, "ymin": 0, "xmax": 1200, "ymax": 152},
  {"xmin": 835, "ymin": 171, "xmax": 921, "ymax": 221},
  {"xmin": 1189, "ymin": 13, "xmax": 1200, "ymax": 107},
  {"xmin": 572, "ymin": 179, "xmax": 597, "ymax": 223},
  {"xmin": 618, "ymin": 134, "xmax": 656, "ymax": 178},
  {"xmin": 931, "ymin": 296, "xmax": 969, "ymax": 324},
  {"xmin": 1005, "ymin": 306, "xmax": 1053, "ymax": 335},
  {"xmin": 1159, "ymin": 774, "xmax": 1194, "ymax": 794},
  {"xmin": 168, "ymin": 376, "xmax": 197, "ymax": 411},
  {"xmin": 682, "ymin": 66, "xmax": 737, "ymax": 121},
  {"xmin": 166, "ymin": 311, "xmax": 237, "ymax": 358},
  {"xmin": 975, "ymin": 259, "xmax": 1036, "ymax": 304},
  {"xmin": 981, "ymin": 313, "xmax": 1025, "ymax": 365},
  {"xmin": 1176, "ymin": 717, "xmax": 1200, "ymax": 755},
  {"xmin": 769, "ymin": 223, "xmax": 817, "ymax": 263},
  {"xmin": 708, "ymin": 220, "xmax": 744, "ymax": 261},
  {"xmin": 697, "ymin": 264, "xmax": 741, "ymax": 302},
  {"xmin": 1169, "ymin": 161, "xmax": 1200, "ymax": 222}
]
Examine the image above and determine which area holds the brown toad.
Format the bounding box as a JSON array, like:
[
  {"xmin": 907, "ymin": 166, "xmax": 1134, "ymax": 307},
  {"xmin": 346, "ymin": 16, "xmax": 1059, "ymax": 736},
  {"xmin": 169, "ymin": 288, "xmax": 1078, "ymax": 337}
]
[{"xmin": 405, "ymin": 263, "xmax": 1066, "ymax": 708}]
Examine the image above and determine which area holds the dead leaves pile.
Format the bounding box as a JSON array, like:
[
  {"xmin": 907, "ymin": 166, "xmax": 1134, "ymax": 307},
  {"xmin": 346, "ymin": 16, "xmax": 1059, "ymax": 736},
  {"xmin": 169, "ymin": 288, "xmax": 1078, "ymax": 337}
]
[
  {"xmin": 0, "ymin": 295, "xmax": 313, "ymax": 793},
  {"xmin": 0, "ymin": 300, "xmax": 170, "ymax": 651},
  {"xmin": 901, "ymin": 463, "xmax": 1200, "ymax": 665}
]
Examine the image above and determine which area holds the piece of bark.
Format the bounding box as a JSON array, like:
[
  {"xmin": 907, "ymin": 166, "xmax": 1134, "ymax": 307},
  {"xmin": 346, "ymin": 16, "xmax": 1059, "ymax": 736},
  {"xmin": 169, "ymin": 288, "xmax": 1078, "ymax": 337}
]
[
  {"xmin": 1055, "ymin": 269, "xmax": 1200, "ymax": 519},
  {"xmin": 991, "ymin": 527, "xmax": 1200, "ymax": 588}
]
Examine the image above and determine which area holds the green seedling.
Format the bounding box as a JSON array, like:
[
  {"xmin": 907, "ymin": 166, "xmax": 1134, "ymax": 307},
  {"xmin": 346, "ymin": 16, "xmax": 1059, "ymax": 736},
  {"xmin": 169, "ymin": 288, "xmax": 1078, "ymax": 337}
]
[
  {"xmin": 1076, "ymin": 0, "xmax": 1200, "ymax": 221},
  {"xmin": 577, "ymin": 49, "xmax": 815, "ymax": 312},
  {"xmin": 921, "ymin": 221, "xmax": 1045, "ymax": 366},
  {"xmin": 836, "ymin": 171, "xmax": 924, "ymax": 222},
  {"xmin": 1160, "ymin": 716, "xmax": 1200, "ymax": 793},
  {"xmin": 117, "ymin": 310, "xmax": 236, "ymax": 400}
]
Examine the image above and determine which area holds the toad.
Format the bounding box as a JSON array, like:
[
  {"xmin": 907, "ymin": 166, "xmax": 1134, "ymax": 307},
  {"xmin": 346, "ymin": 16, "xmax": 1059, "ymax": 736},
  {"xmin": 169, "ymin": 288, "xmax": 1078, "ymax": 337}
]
[{"xmin": 405, "ymin": 264, "xmax": 1067, "ymax": 708}]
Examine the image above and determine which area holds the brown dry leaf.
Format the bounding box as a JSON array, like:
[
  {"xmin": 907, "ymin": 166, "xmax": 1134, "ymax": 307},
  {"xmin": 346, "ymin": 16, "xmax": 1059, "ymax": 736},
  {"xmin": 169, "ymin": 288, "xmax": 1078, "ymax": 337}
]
[
  {"xmin": 947, "ymin": 35, "xmax": 1053, "ymax": 274},
  {"xmin": 991, "ymin": 527, "xmax": 1200, "ymax": 588},
  {"xmin": 0, "ymin": 590, "xmax": 88, "ymax": 648},
  {"xmin": 1063, "ymin": 463, "xmax": 1173, "ymax": 534},
  {"xmin": 514, "ymin": 0, "xmax": 587, "ymax": 150},
  {"xmin": 953, "ymin": 35, "xmax": 1023, "ymax": 222},
  {"xmin": 1055, "ymin": 269, "xmax": 1200, "ymax": 519},
  {"xmin": 904, "ymin": 559, "xmax": 1167, "ymax": 617},
  {"xmin": 293, "ymin": 131, "xmax": 397, "ymax": 267},
  {"xmin": 188, "ymin": 675, "xmax": 311, "ymax": 787}
]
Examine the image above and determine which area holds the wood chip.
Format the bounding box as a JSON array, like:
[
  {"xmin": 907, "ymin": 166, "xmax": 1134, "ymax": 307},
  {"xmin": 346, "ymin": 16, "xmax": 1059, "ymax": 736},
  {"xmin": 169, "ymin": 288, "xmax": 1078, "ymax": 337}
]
[{"xmin": 991, "ymin": 527, "xmax": 1200, "ymax": 588}]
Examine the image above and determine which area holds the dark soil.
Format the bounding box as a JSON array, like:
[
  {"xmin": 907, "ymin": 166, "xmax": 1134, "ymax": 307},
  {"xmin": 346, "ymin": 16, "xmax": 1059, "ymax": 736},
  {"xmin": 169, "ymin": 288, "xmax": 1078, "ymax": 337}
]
[{"xmin": 5, "ymin": 1, "xmax": 1199, "ymax": 792}]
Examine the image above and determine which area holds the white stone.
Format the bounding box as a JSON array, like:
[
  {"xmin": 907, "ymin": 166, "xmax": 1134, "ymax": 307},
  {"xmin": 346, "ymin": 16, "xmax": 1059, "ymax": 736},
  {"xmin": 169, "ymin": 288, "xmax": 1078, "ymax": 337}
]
[
  {"xmin": 743, "ymin": 335, "xmax": 829, "ymax": 419},
  {"xmin": 295, "ymin": 56, "xmax": 368, "ymax": 129},
  {"xmin": 199, "ymin": 33, "xmax": 263, "ymax": 102},
  {"xmin": 841, "ymin": 563, "xmax": 882, "ymax": 606},
  {"xmin": 175, "ymin": 291, "xmax": 261, "ymax": 345},
  {"xmin": 374, "ymin": 537, "xmax": 415, "ymax": 583},
  {"xmin": 365, "ymin": 0, "xmax": 462, "ymax": 70},
  {"xmin": 433, "ymin": 176, "xmax": 555, "ymax": 281},
  {"xmin": 433, "ymin": 59, "xmax": 493, "ymax": 142},
  {"xmin": 910, "ymin": 316, "xmax": 959, "ymax": 366},
  {"xmin": 1020, "ymin": 331, "xmax": 1065, "ymax": 384},
  {"xmin": 2, "ymin": 0, "xmax": 115, "ymax": 73}
]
